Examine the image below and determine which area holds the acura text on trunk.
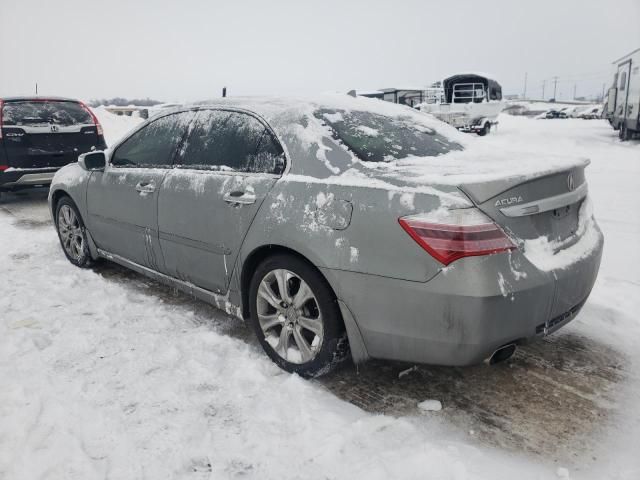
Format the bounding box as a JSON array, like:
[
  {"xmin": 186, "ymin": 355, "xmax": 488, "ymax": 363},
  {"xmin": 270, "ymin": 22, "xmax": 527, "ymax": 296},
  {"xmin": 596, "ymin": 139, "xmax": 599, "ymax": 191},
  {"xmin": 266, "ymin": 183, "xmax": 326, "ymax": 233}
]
[
  {"xmin": 47, "ymin": 96, "xmax": 604, "ymax": 377},
  {"xmin": 0, "ymin": 97, "xmax": 106, "ymax": 194}
]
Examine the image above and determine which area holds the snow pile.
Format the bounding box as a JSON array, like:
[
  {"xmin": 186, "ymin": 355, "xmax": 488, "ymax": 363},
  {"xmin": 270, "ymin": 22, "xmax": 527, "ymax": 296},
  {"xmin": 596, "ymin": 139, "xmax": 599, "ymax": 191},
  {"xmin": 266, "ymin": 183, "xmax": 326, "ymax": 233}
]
[{"xmin": 91, "ymin": 106, "xmax": 144, "ymax": 146}]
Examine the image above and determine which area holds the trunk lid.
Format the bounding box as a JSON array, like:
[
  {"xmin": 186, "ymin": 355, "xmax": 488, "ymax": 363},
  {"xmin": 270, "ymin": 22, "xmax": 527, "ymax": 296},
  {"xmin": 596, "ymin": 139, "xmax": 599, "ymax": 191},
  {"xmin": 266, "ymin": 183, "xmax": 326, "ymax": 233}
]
[
  {"xmin": 350, "ymin": 148, "xmax": 590, "ymax": 247},
  {"xmin": 460, "ymin": 162, "xmax": 588, "ymax": 245}
]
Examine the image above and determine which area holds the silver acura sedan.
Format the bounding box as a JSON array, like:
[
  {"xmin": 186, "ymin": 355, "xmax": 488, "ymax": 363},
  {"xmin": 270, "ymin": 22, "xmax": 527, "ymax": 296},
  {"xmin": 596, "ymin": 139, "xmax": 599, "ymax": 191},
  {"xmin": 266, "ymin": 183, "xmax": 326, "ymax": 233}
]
[{"xmin": 48, "ymin": 96, "xmax": 603, "ymax": 377}]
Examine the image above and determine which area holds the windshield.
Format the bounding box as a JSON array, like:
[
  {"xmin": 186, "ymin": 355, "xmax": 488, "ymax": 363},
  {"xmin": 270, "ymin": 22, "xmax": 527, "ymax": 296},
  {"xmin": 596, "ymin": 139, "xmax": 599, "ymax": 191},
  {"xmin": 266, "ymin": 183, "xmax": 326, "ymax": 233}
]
[
  {"xmin": 315, "ymin": 109, "xmax": 462, "ymax": 162},
  {"xmin": 1, "ymin": 100, "xmax": 93, "ymax": 126}
]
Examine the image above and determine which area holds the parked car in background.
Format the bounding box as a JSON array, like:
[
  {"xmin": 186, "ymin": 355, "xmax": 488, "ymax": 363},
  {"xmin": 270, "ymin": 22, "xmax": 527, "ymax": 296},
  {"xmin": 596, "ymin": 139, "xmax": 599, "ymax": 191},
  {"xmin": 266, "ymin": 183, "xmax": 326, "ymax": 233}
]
[
  {"xmin": 0, "ymin": 96, "xmax": 106, "ymax": 196},
  {"xmin": 48, "ymin": 96, "xmax": 603, "ymax": 377},
  {"xmin": 544, "ymin": 109, "xmax": 568, "ymax": 119},
  {"xmin": 578, "ymin": 107, "xmax": 602, "ymax": 120}
]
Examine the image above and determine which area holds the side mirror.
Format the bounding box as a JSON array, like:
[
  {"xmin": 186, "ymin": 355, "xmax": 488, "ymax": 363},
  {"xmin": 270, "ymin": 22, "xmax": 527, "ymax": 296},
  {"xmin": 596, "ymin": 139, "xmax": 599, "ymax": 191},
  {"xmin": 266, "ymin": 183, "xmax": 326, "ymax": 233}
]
[{"xmin": 78, "ymin": 151, "xmax": 106, "ymax": 171}]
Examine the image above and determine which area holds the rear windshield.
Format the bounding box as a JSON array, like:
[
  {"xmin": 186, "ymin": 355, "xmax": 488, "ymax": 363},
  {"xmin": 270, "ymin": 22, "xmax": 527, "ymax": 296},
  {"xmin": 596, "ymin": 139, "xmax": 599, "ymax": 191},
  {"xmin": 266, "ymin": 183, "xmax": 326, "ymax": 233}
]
[
  {"xmin": 315, "ymin": 109, "xmax": 462, "ymax": 162},
  {"xmin": 1, "ymin": 100, "xmax": 93, "ymax": 126}
]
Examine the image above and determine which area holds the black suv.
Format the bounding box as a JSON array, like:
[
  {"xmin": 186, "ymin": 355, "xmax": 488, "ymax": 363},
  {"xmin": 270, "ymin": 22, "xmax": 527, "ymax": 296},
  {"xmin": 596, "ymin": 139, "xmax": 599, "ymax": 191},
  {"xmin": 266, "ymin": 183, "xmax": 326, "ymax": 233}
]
[{"xmin": 0, "ymin": 97, "xmax": 106, "ymax": 194}]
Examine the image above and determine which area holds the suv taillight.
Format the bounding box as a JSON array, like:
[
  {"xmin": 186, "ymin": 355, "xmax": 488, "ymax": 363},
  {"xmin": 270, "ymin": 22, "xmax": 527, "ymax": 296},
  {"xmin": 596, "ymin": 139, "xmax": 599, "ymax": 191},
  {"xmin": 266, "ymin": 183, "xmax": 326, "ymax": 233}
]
[
  {"xmin": 79, "ymin": 101, "xmax": 103, "ymax": 136},
  {"xmin": 399, "ymin": 208, "xmax": 516, "ymax": 266}
]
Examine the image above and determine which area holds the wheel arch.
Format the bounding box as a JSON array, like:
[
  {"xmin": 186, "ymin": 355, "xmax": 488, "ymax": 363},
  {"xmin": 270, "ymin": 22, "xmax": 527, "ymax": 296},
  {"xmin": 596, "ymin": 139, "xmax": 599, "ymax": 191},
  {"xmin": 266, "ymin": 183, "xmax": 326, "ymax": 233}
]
[
  {"xmin": 50, "ymin": 188, "xmax": 99, "ymax": 260},
  {"xmin": 239, "ymin": 244, "xmax": 338, "ymax": 322},
  {"xmin": 50, "ymin": 188, "xmax": 72, "ymax": 214}
]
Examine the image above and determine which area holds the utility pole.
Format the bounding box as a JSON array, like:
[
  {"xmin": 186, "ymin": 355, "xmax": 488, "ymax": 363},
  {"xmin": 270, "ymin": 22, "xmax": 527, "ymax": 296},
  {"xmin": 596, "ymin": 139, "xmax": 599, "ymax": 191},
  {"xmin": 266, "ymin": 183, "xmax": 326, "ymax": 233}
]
[
  {"xmin": 35, "ymin": 82, "xmax": 38, "ymax": 95},
  {"xmin": 552, "ymin": 76, "xmax": 559, "ymax": 100},
  {"xmin": 523, "ymin": 72, "xmax": 528, "ymax": 100},
  {"xmin": 541, "ymin": 80, "xmax": 546, "ymax": 100},
  {"xmin": 573, "ymin": 83, "xmax": 576, "ymax": 100},
  {"xmin": 601, "ymin": 83, "xmax": 606, "ymax": 102}
]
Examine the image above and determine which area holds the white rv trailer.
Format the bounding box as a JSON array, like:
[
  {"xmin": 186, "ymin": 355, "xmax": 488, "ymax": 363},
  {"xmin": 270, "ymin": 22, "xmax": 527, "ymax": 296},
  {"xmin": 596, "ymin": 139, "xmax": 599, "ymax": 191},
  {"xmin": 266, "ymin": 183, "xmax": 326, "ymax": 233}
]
[
  {"xmin": 419, "ymin": 73, "xmax": 505, "ymax": 136},
  {"xmin": 607, "ymin": 47, "xmax": 640, "ymax": 140}
]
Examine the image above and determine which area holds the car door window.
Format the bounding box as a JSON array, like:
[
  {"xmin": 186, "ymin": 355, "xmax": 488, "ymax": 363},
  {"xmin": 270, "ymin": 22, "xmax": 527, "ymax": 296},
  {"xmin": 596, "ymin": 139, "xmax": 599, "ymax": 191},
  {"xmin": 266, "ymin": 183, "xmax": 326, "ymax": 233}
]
[
  {"xmin": 178, "ymin": 110, "xmax": 284, "ymax": 174},
  {"xmin": 112, "ymin": 111, "xmax": 194, "ymax": 167}
]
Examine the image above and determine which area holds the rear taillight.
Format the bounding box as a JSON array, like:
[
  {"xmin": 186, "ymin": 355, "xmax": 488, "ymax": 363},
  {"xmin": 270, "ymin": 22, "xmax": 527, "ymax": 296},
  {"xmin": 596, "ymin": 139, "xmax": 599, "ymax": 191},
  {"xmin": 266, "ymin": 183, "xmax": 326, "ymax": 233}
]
[
  {"xmin": 79, "ymin": 101, "xmax": 103, "ymax": 136},
  {"xmin": 0, "ymin": 165, "xmax": 9, "ymax": 171},
  {"xmin": 399, "ymin": 208, "xmax": 516, "ymax": 266}
]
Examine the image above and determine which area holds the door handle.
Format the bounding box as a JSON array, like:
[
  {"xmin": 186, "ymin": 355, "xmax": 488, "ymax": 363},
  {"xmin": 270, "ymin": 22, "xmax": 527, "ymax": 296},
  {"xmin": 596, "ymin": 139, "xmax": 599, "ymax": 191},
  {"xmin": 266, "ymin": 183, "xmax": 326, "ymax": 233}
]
[
  {"xmin": 135, "ymin": 181, "xmax": 156, "ymax": 194},
  {"xmin": 223, "ymin": 191, "xmax": 256, "ymax": 205}
]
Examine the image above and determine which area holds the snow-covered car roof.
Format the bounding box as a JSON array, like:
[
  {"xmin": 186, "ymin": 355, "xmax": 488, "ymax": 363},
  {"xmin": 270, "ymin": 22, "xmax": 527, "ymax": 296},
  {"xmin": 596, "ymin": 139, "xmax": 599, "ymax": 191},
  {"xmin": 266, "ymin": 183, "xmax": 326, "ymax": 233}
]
[{"xmin": 182, "ymin": 95, "xmax": 587, "ymax": 196}]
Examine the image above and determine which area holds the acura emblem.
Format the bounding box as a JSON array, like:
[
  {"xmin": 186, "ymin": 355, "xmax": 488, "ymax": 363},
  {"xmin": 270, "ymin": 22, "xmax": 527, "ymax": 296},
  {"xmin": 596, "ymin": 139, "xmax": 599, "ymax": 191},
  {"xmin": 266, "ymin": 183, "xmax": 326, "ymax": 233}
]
[
  {"xmin": 50, "ymin": 125, "xmax": 59, "ymax": 132},
  {"xmin": 567, "ymin": 173, "xmax": 575, "ymax": 191}
]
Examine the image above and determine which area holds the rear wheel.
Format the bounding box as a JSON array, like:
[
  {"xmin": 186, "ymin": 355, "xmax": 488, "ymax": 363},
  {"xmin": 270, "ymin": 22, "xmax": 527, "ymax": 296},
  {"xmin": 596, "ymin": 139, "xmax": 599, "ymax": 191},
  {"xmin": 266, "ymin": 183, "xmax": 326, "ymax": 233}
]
[
  {"xmin": 477, "ymin": 122, "xmax": 491, "ymax": 136},
  {"xmin": 248, "ymin": 254, "xmax": 348, "ymax": 377},
  {"xmin": 55, "ymin": 196, "xmax": 93, "ymax": 268}
]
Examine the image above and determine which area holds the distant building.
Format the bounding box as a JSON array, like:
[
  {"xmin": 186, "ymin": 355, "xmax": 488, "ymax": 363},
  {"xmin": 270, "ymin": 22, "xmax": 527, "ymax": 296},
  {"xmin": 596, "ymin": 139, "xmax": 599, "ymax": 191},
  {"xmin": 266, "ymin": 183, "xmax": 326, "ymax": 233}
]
[{"xmin": 357, "ymin": 88, "xmax": 427, "ymax": 107}]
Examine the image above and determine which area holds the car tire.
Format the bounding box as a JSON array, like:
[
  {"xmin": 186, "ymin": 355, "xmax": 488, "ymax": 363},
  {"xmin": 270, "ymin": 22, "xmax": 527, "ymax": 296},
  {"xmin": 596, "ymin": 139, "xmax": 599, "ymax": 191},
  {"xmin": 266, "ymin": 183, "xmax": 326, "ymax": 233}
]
[
  {"xmin": 477, "ymin": 122, "xmax": 490, "ymax": 136},
  {"xmin": 248, "ymin": 253, "xmax": 349, "ymax": 377},
  {"xmin": 55, "ymin": 196, "xmax": 94, "ymax": 268},
  {"xmin": 619, "ymin": 123, "xmax": 630, "ymax": 141}
]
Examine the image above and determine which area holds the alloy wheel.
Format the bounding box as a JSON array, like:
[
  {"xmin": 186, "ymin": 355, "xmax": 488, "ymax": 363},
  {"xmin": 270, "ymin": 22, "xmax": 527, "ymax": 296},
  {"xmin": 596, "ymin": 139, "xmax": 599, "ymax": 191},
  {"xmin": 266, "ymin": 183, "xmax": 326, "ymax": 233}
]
[
  {"xmin": 256, "ymin": 268, "xmax": 324, "ymax": 364},
  {"xmin": 57, "ymin": 204, "xmax": 85, "ymax": 261}
]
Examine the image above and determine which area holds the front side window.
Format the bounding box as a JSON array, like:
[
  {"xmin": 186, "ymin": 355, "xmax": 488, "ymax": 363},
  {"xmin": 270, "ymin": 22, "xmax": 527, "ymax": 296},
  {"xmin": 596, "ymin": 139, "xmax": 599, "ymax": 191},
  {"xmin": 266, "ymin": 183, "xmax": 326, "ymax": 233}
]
[
  {"xmin": 178, "ymin": 110, "xmax": 284, "ymax": 174},
  {"xmin": 316, "ymin": 109, "xmax": 462, "ymax": 162},
  {"xmin": 111, "ymin": 111, "xmax": 194, "ymax": 167},
  {"xmin": 2, "ymin": 100, "xmax": 93, "ymax": 126}
]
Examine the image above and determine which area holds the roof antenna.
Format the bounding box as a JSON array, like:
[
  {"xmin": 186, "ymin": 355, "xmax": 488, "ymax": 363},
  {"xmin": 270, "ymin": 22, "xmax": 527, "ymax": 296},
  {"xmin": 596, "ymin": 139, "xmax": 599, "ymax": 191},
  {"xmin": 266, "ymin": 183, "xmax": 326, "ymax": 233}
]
[
  {"xmin": 222, "ymin": 87, "xmax": 227, "ymax": 98},
  {"xmin": 35, "ymin": 82, "xmax": 38, "ymax": 96},
  {"xmin": 347, "ymin": 89, "xmax": 357, "ymax": 97}
]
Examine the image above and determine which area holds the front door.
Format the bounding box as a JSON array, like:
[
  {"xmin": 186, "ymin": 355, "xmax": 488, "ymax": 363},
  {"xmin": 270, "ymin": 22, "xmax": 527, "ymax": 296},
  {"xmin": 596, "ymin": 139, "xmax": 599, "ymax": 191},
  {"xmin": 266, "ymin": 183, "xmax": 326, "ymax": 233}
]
[
  {"xmin": 86, "ymin": 111, "xmax": 194, "ymax": 270},
  {"xmin": 157, "ymin": 108, "xmax": 285, "ymax": 293}
]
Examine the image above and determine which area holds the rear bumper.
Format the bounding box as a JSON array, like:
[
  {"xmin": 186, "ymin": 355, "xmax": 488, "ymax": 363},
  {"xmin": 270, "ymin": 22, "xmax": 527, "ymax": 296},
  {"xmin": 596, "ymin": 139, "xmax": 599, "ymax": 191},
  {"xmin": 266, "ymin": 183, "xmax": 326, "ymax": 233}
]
[
  {"xmin": 0, "ymin": 168, "xmax": 58, "ymax": 189},
  {"xmin": 321, "ymin": 225, "xmax": 604, "ymax": 366}
]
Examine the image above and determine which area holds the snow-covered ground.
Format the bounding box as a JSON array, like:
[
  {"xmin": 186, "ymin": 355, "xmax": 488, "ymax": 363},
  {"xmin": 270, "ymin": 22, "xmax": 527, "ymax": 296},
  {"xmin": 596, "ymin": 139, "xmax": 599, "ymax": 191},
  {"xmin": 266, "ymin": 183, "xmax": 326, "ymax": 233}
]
[{"xmin": 0, "ymin": 111, "xmax": 639, "ymax": 479}]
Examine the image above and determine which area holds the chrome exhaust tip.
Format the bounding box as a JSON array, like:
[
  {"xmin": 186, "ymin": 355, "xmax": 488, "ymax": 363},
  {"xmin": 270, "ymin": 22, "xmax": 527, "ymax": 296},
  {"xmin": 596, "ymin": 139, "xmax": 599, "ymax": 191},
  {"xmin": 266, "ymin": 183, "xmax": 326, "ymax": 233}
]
[{"xmin": 489, "ymin": 344, "xmax": 517, "ymax": 365}]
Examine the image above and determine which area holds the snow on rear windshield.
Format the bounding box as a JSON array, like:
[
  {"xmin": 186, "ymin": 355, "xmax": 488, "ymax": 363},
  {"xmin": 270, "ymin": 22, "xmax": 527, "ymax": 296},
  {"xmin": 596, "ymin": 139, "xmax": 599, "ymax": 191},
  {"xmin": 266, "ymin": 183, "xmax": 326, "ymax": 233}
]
[
  {"xmin": 1, "ymin": 101, "xmax": 93, "ymax": 126},
  {"xmin": 315, "ymin": 109, "xmax": 462, "ymax": 162}
]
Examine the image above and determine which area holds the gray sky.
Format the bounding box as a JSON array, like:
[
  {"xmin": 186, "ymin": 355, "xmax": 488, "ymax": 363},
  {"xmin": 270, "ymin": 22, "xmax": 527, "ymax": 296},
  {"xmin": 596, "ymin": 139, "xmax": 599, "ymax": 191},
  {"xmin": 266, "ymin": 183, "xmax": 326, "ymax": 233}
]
[{"xmin": 1, "ymin": 0, "xmax": 639, "ymax": 102}]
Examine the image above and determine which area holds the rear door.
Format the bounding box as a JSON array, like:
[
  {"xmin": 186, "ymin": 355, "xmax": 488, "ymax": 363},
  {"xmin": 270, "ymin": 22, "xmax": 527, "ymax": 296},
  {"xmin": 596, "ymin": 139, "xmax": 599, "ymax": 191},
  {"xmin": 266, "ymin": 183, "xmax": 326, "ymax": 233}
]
[
  {"xmin": 158, "ymin": 108, "xmax": 285, "ymax": 293},
  {"xmin": 1, "ymin": 100, "xmax": 101, "ymax": 169},
  {"xmin": 86, "ymin": 111, "xmax": 194, "ymax": 270}
]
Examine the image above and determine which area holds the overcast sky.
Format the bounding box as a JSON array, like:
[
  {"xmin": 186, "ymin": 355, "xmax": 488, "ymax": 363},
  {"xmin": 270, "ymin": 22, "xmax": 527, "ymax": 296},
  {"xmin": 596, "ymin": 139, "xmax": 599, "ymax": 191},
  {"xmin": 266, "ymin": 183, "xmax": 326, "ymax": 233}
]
[{"xmin": 1, "ymin": 0, "xmax": 638, "ymax": 102}]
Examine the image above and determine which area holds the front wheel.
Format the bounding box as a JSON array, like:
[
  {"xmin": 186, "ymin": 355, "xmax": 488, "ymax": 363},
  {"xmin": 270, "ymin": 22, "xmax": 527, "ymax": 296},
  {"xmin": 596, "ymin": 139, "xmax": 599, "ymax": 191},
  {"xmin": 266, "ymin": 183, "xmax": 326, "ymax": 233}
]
[
  {"xmin": 248, "ymin": 254, "xmax": 349, "ymax": 377},
  {"xmin": 619, "ymin": 123, "xmax": 630, "ymax": 141},
  {"xmin": 55, "ymin": 197, "xmax": 93, "ymax": 268}
]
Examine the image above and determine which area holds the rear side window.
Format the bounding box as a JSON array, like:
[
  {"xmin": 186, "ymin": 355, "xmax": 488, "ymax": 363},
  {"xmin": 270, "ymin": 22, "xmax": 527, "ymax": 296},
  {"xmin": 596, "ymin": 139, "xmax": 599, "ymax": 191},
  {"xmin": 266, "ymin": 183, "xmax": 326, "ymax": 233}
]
[
  {"xmin": 111, "ymin": 111, "xmax": 194, "ymax": 167},
  {"xmin": 315, "ymin": 109, "xmax": 462, "ymax": 162},
  {"xmin": 1, "ymin": 101, "xmax": 93, "ymax": 126},
  {"xmin": 178, "ymin": 110, "xmax": 284, "ymax": 174}
]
